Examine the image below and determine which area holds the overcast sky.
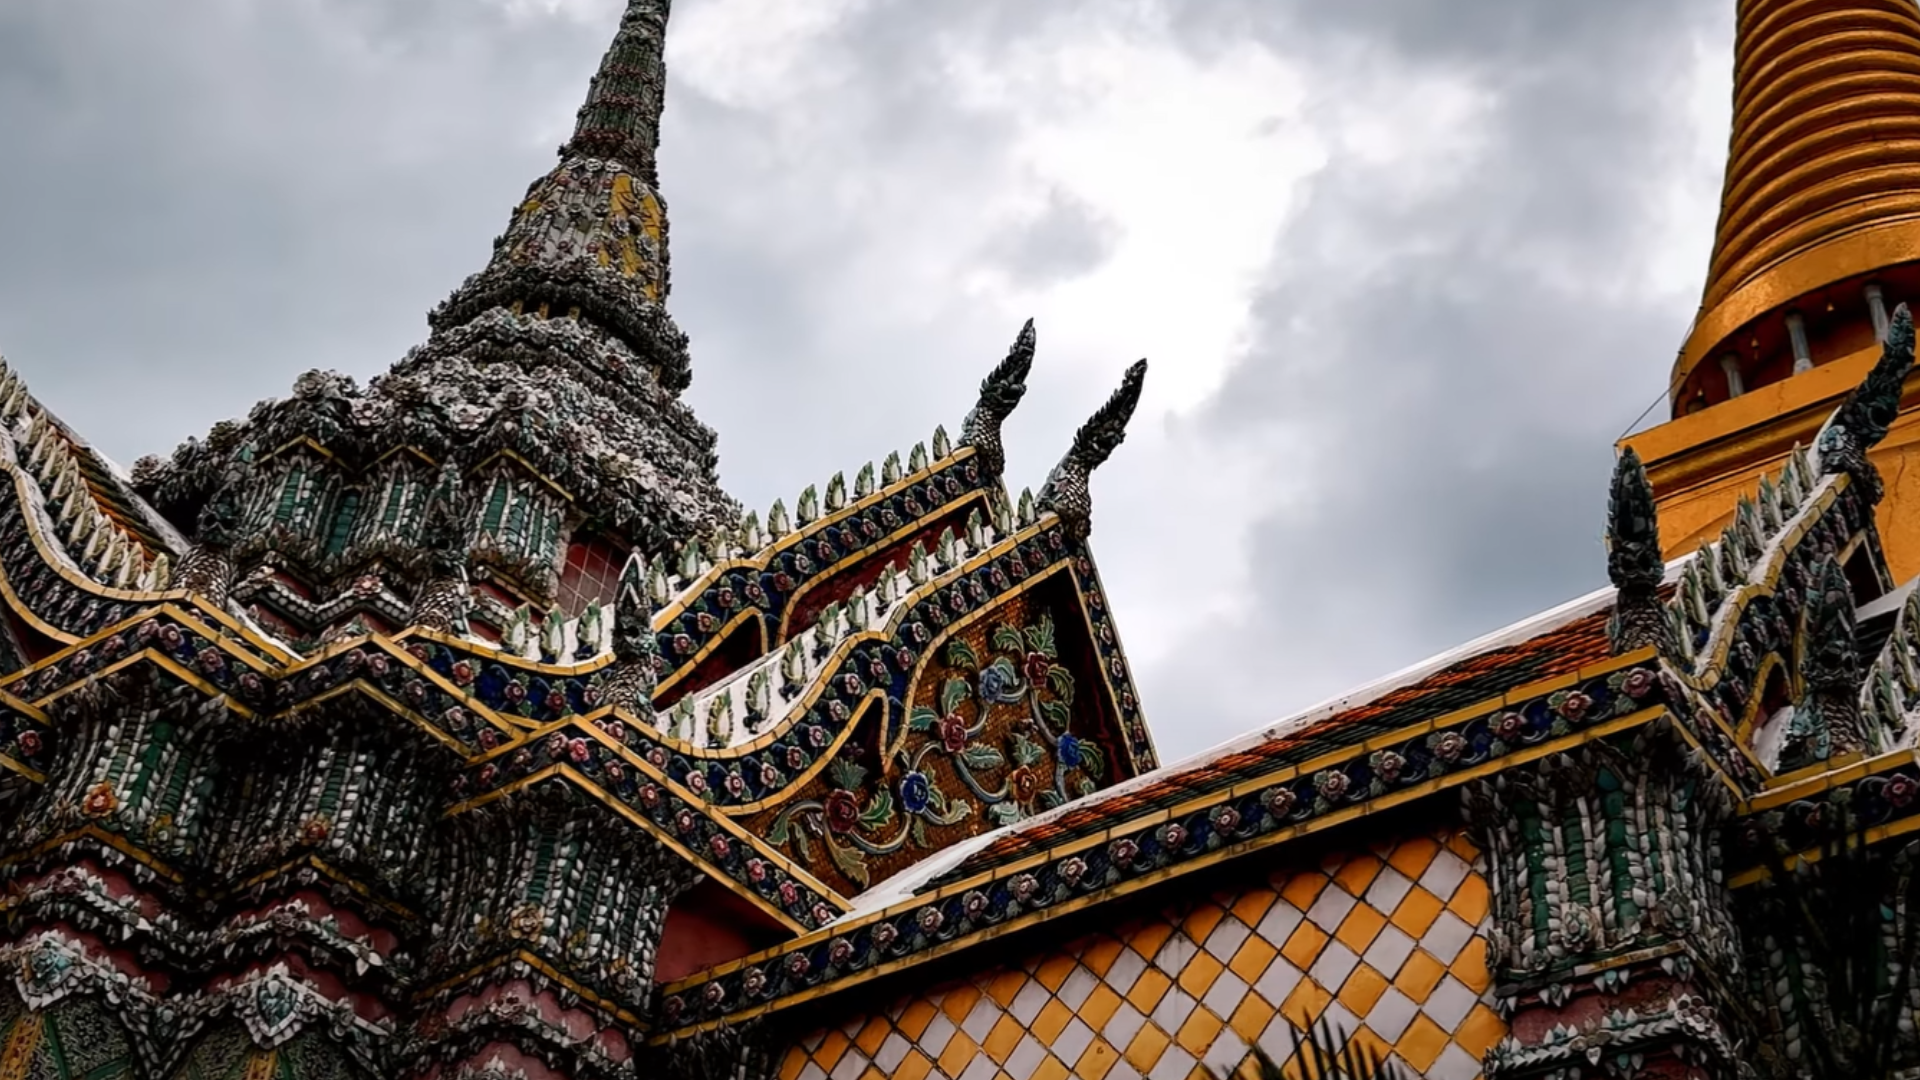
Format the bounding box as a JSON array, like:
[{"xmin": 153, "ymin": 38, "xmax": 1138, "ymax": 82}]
[{"xmin": 0, "ymin": 0, "xmax": 1732, "ymax": 761}]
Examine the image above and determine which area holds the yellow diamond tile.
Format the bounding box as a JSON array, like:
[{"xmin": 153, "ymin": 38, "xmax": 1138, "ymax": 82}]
[
  {"xmin": 1335, "ymin": 903, "xmax": 1387, "ymax": 954},
  {"xmin": 1333, "ymin": 855, "xmax": 1382, "ymax": 896},
  {"xmin": 1176, "ymin": 1006, "xmax": 1226, "ymax": 1056},
  {"xmin": 1446, "ymin": 830, "xmax": 1481, "ymax": 861},
  {"xmin": 1448, "ymin": 874, "xmax": 1490, "ymax": 925},
  {"xmin": 1453, "ymin": 935, "xmax": 1492, "ymax": 994},
  {"xmin": 1077, "ymin": 1038, "xmax": 1121, "ymax": 1080},
  {"xmin": 1230, "ymin": 935, "xmax": 1279, "ymax": 984},
  {"xmin": 1337, "ymin": 963, "xmax": 1388, "ymax": 1016},
  {"xmin": 938, "ymin": 1031, "xmax": 979, "ymax": 1077},
  {"xmin": 1176, "ymin": 950, "xmax": 1225, "ymax": 999},
  {"xmin": 1031, "ymin": 998, "xmax": 1072, "ymax": 1046},
  {"xmin": 1082, "ymin": 936, "xmax": 1124, "ymax": 977},
  {"xmin": 1186, "ymin": 902, "xmax": 1227, "ymax": 943},
  {"xmin": 1279, "ymin": 975, "xmax": 1333, "ymax": 1030},
  {"xmin": 1131, "ymin": 920, "xmax": 1176, "ymax": 961},
  {"xmin": 1280, "ymin": 871, "xmax": 1327, "ymax": 911},
  {"xmin": 986, "ymin": 969, "xmax": 1026, "ymax": 1007},
  {"xmin": 1036, "ymin": 954, "xmax": 1077, "ymax": 993},
  {"xmin": 1395, "ymin": 1014, "xmax": 1450, "ymax": 1072},
  {"xmin": 779, "ymin": 1046, "xmax": 808, "ymax": 1080},
  {"xmin": 1349, "ymin": 1024, "xmax": 1394, "ymax": 1069},
  {"xmin": 1125, "ymin": 1023, "xmax": 1172, "ymax": 1072},
  {"xmin": 1390, "ymin": 887, "xmax": 1444, "ymax": 938},
  {"xmin": 984, "ymin": 1013, "xmax": 1024, "ymax": 1062},
  {"xmin": 815, "ymin": 1030, "xmax": 850, "ymax": 1070},
  {"xmin": 860, "ymin": 1068, "xmax": 886, "ymax": 1080},
  {"xmin": 1457, "ymin": 1003, "xmax": 1506, "ymax": 1059},
  {"xmin": 1129, "ymin": 968, "xmax": 1173, "ymax": 1014},
  {"xmin": 1395, "ymin": 949, "xmax": 1447, "ymax": 1003},
  {"xmin": 1229, "ymin": 993, "xmax": 1274, "ymax": 1043},
  {"xmin": 855, "ymin": 1016, "xmax": 891, "ymax": 1057},
  {"xmin": 1233, "ymin": 888, "xmax": 1278, "ymax": 928},
  {"xmin": 1386, "ymin": 837, "xmax": 1439, "ymax": 881},
  {"xmin": 898, "ymin": 999, "xmax": 938, "ymax": 1041},
  {"xmin": 897, "ymin": 1049, "xmax": 933, "ymax": 1080},
  {"xmin": 942, "ymin": 984, "xmax": 983, "ymax": 1023},
  {"xmin": 1034, "ymin": 1056, "xmax": 1072, "ymax": 1080},
  {"xmin": 1280, "ymin": 920, "xmax": 1328, "ymax": 971},
  {"xmin": 1082, "ymin": 984, "xmax": 1123, "ymax": 1030}
]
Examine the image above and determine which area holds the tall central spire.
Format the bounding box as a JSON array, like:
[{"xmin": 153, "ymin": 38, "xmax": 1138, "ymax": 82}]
[{"xmin": 564, "ymin": 0, "xmax": 672, "ymax": 184}]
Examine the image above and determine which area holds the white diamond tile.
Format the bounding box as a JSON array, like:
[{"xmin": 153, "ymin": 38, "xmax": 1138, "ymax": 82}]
[
  {"xmin": 1202, "ymin": 1030, "xmax": 1249, "ymax": 1074},
  {"xmin": 1364, "ymin": 866, "xmax": 1414, "ymax": 912},
  {"xmin": 1306, "ymin": 885, "xmax": 1358, "ymax": 932},
  {"xmin": 1202, "ymin": 970, "xmax": 1248, "ymax": 1021},
  {"xmin": 1422, "ymin": 974, "xmax": 1478, "ymax": 1029},
  {"xmin": 1421, "ymin": 849, "xmax": 1470, "ymax": 901},
  {"xmin": 1150, "ymin": 987, "xmax": 1197, "ymax": 1034},
  {"xmin": 1107, "ymin": 1064, "xmax": 1144, "ymax": 1080},
  {"xmin": 1155, "ymin": 932, "xmax": 1199, "ymax": 974},
  {"xmin": 1010, "ymin": 981, "xmax": 1050, "ymax": 1026},
  {"xmin": 1055, "ymin": 1017, "xmax": 1096, "ymax": 1068},
  {"xmin": 1058, "ymin": 965, "xmax": 1098, "ymax": 1009},
  {"xmin": 830, "ymin": 1052, "xmax": 868, "ymax": 1080},
  {"xmin": 875, "ymin": 1033, "xmax": 912, "ymax": 1072},
  {"xmin": 1363, "ymin": 924, "xmax": 1417, "ymax": 978},
  {"xmin": 1320, "ymin": 1002, "xmax": 1359, "ymax": 1043},
  {"xmin": 1008, "ymin": 1034, "xmax": 1048, "ymax": 1078},
  {"xmin": 1255, "ymin": 956, "xmax": 1304, "ymax": 1005},
  {"xmin": 959, "ymin": 1056, "xmax": 997, "ymax": 1080},
  {"xmin": 1423, "ymin": 911, "xmax": 1475, "ymax": 964},
  {"xmin": 1309, "ymin": 940, "xmax": 1360, "ymax": 988},
  {"xmin": 1366, "ymin": 987, "xmax": 1419, "ymax": 1042},
  {"xmin": 961, "ymin": 995, "xmax": 1000, "ymax": 1041},
  {"xmin": 1257, "ymin": 901, "xmax": 1304, "ymax": 945},
  {"xmin": 1204, "ymin": 917, "xmax": 1252, "ymax": 962},
  {"xmin": 1103, "ymin": 1001, "xmax": 1148, "ymax": 1050},
  {"xmin": 921, "ymin": 1013, "xmax": 957, "ymax": 1057},
  {"xmin": 1258, "ymin": 1015, "xmax": 1300, "ymax": 1063},
  {"xmin": 1106, "ymin": 948, "xmax": 1148, "ymax": 995},
  {"xmin": 1430, "ymin": 1042, "xmax": 1484, "ymax": 1080},
  {"xmin": 1148, "ymin": 1046, "xmax": 1197, "ymax": 1080},
  {"xmin": 797, "ymin": 1065, "xmax": 828, "ymax": 1080}
]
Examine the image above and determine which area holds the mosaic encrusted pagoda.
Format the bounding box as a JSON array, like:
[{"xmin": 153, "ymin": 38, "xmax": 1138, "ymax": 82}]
[{"xmin": 17, "ymin": 1, "xmax": 1920, "ymax": 1079}]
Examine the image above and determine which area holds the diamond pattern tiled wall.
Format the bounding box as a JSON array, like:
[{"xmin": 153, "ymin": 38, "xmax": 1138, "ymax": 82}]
[{"xmin": 777, "ymin": 828, "xmax": 1501, "ymax": 1080}]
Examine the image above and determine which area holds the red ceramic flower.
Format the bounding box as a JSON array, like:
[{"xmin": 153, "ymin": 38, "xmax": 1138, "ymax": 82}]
[
  {"xmin": 1008, "ymin": 767, "xmax": 1040, "ymax": 803},
  {"xmin": 939, "ymin": 715, "xmax": 969, "ymax": 754},
  {"xmin": 824, "ymin": 790, "xmax": 860, "ymax": 834}
]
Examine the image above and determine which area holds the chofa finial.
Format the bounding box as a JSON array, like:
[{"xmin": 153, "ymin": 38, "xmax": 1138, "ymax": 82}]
[
  {"xmin": 1038, "ymin": 359, "xmax": 1147, "ymax": 542},
  {"xmin": 1819, "ymin": 301, "xmax": 1915, "ymax": 502},
  {"xmin": 1605, "ymin": 447, "xmax": 1670, "ymax": 655},
  {"xmin": 1779, "ymin": 555, "xmax": 1868, "ymax": 770},
  {"xmin": 606, "ymin": 552, "xmax": 661, "ymax": 715},
  {"xmin": 960, "ymin": 318, "xmax": 1037, "ymax": 478},
  {"xmin": 406, "ymin": 464, "xmax": 473, "ymax": 635}
]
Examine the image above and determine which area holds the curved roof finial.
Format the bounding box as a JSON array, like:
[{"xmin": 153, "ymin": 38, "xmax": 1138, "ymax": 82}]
[{"xmin": 1039, "ymin": 359, "xmax": 1147, "ymax": 542}]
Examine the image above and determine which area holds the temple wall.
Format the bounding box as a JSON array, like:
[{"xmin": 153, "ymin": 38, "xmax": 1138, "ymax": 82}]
[{"xmin": 774, "ymin": 828, "xmax": 1502, "ymax": 1080}]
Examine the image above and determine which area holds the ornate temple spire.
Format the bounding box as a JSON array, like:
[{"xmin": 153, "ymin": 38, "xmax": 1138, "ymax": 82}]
[
  {"xmin": 1675, "ymin": 0, "xmax": 1920, "ymax": 404},
  {"xmin": 1605, "ymin": 447, "xmax": 1671, "ymax": 655},
  {"xmin": 1039, "ymin": 359, "xmax": 1147, "ymax": 542},
  {"xmin": 563, "ymin": 0, "xmax": 672, "ymax": 184}
]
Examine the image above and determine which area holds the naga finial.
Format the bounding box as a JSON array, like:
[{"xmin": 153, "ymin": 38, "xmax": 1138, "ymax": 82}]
[
  {"xmin": 407, "ymin": 465, "xmax": 473, "ymax": 634},
  {"xmin": 607, "ymin": 552, "xmax": 661, "ymax": 715},
  {"xmin": 1038, "ymin": 359, "xmax": 1147, "ymax": 542},
  {"xmin": 960, "ymin": 319, "xmax": 1037, "ymax": 478},
  {"xmin": 1780, "ymin": 556, "xmax": 1869, "ymax": 770},
  {"xmin": 1605, "ymin": 447, "xmax": 1670, "ymax": 655},
  {"xmin": 175, "ymin": 460, "xmax": 248, "ymax": 608},
  {"xmin": 1819, "ymin": 301, "xmax": 1915, "ymax": 502}
]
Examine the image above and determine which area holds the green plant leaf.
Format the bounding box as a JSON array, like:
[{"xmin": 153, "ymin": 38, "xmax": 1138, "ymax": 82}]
[
  {"xmin": 1047, "ymin": 666, "xmax": 1075, "ymax": 704},
  {"xmin": 992, "ymin": 625, "xmax": 1025, "ymax": 653},
  {"xmin": 827, "ymin": 835, "xmax": 870, "ymax": 889},
  {"xmin": 945, "ymin": 639, "xmax": 978, "ymax": 669},
  {"xmin": 1024, "ymin": 615, "xmax": 1057, "ymax": 658},
  {"xmin": 960, "ymin": 746, "xmax": 1005, "ymax": 771},
  {"xmin": 1077, "ymin": 777, "xmax": 1096, "ymax": 798},
  {"xmin": 860, "ymin": 787, "xmax": 895, "ymax": 830},
  {"xmin": 1040, "ymin": 791, "xmax": 1065, "ymax": 811},
  {"xmin": 828, "ymin": 758, "xmax": 868, "ymax": 791},
  {"xmin": 766, "ymin": 814, "xmax": 791, "ymax": 846},
  {"xmin": 908, "ymin": 706, "xmax": 939, "ymax": 733},
  {"xmin": 1039, "ymin": 698, "xmax": 1071, "ymax": 730},
  {"xmin": 911, "ymin": 818, "xmax": 929, "ymax": 849},
  {"xmin": 940, "ymin": 676, "xmax": 971, "ymax": 717},
  {"xmin": 1012, "ymin": 733, "xmax": 1045, "ymax": 768},
  {"xmin": 1079, "ymin": 744, "xmax": 1106, "ymax": 781}
]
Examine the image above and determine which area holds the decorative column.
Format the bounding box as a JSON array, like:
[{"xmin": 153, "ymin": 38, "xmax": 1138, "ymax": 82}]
[
  {"xmin": 1785, "ymin": 313, "xmax": 1813, "ymax": 375},
  {"xmin": 1464, "ymin": 720, "xmax": 1749, "ymax": 1080}
]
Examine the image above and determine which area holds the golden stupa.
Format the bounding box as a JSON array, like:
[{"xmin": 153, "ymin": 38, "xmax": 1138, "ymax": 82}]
[{"xmin": 1627, "ymin": 0, "xmax": 1920, "ymax": 578}]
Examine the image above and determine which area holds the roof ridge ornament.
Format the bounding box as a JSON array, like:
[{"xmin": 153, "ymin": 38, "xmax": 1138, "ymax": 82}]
[
  {"xmin": 1818, "ymin": 301, "xmax": 1916, "ymax": 504},
  {"xmin": 406, "ymin": 463, "xmax": 473, "ymax": 635},
  {"xmin": 959, "ymin": 318, "xmax": 1036, "ymax": 479},
  {"xmin": 1038, "ymin": 359, "xmax": 1146, "ymax": 542},
  {"xmin": 1605, "ymin": 447, "xmax": 1670, "ymax": 656},
  {"xmin": 606, "ymin": 551, "xmax": 661, "ymax": 716},
  {"xmin": 1780, "ymin": 555, "xmax": 1869, "ymax": 770},
  {"xmin": 175, "ymin": 462, "xmax": 246, "ymax": 609}
]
